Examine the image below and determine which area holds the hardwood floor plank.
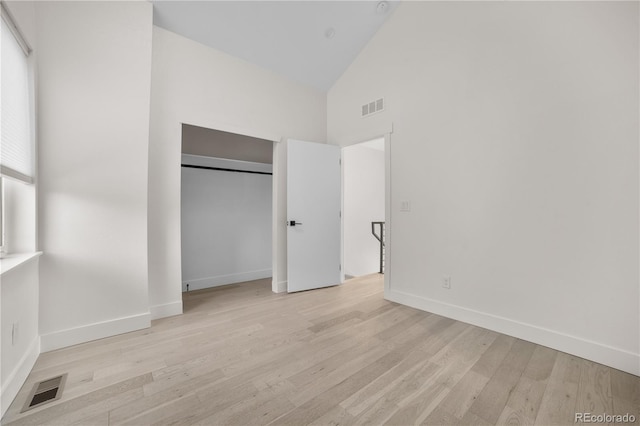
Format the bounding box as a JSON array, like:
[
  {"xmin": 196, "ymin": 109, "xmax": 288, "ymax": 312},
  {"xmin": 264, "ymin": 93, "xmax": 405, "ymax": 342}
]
[
  {"xmin": 273, "ymin": 331, "xmax": 434, "ymax": 425},
  {"xmin": 427, "ymin": 326, "xmax": 497, "ymax": 389},
  {"xmin": 470, "ymin": 334, "xmax": 516, "ymax": 378},
  {"xmin": 611, "ymin": 397, "xmax": 640, "ymax": 425},
  {"xmin": 62, "ymin": 358, "xmax": 167, "ymax": 401},
  {"xmin": 351, "ymin": 397, "xmax": 400, "ymax": 426},
  {"xmin": 382, "ymin": 328, "xmax": 497, "ymax": 425},
  {"xmin": 71, "ymin": 410, "xmax": 109, "ymax": 426},
  {"xmin": 165, "ymin": 382, "xmax": 261, "ymax": 425},
  {"xmin": 534, "ymin": 352, "xmax": 582, "ymax": 425},
  {"xmin": 122, "ymin": 393, "xmax": 202, "ymax": 426},
  {"xmin": 495, "ymin": 345, "xmax": 557, "ymax": 425},
  {"xmin": 466, "ymin": 339, "xmax": 536, "ymax": 424},
  {"xmin": 611, "ymin": 368, "xmax": 640, "ymax": 405},
  {"xmin": 610, "ymin": 368, "xmax": 640, "ymax": 423},
  {"xmin": 576, "ymin": 360, "xmax": 614, "ymax": 422},
  {"xmin": 46, "ymin": 387, "xmax": 144, "ymax": 426},
  {"xmin": 459, "ymin": 409, "xmax": 494, "ymax": 426},
  {"xmin": 383, "ymin": 379, "xmax": 449, "ymax": 425},
  {"xmin": 144, "ymin": 362, "xmax": 225, "ymax": 397},
  {"xmin": 288, "ymin": 343, "xmax": 393, "ymax": 407},
  {"xmin": 340, "ymin": 348, "xmax": 430, "ymax": 416},
  {"xmin": 423, "ymin": 370, "xmax": 490, "ymax": 424},
  {"xmin": 431, "ymin": 336, "xmax": 543, "ymax": 426},
  {"xmin": 308, "ymin": 311, "xmax": 364, "ymax": 333},
  {"xmin": 372, "ymin": 310, "xmax": 426, "ymax": 342},
  {"xmin": 308, "ymin": 405, "xmax": 356, "ymax": 426},
  {"xmin": 108, "ymin": 369, "xmax": 226, "ymax": 425},
  {"xmin": 197, "ymin": 381, "xmax": 295, "ymax": 426},
  {"xmin": 421, "ymin": 406, "xmax": 459, "ymax": 426}
]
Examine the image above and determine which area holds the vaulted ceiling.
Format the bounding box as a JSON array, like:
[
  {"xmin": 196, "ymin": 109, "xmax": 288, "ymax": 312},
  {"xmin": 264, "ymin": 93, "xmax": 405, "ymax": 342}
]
[{"xmin": 151, "ymin": 1, "xmax": 399, "ymax": 91}]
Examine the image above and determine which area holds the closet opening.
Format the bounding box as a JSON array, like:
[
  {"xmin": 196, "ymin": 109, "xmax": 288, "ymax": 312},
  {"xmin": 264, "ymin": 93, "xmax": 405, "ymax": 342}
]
[{"xmin": 180, "ymin": 124, "xmax": 274, "ymax": 307}]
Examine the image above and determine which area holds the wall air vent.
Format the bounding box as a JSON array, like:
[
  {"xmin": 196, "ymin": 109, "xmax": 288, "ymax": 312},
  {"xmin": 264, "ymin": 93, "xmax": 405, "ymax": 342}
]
[
  {"xmin": 21, "ymin": 374, "xmax": 67, "ymax": 413},
  {"xmin": 361, "ymin": 98, "xmax": 384, "ymax": 118}
]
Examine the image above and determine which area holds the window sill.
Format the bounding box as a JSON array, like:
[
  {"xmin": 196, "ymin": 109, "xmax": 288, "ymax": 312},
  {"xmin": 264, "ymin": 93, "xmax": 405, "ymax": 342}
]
[{"xmin": 1, "ymin": 252, "xmax": 42, "ymax": 276}]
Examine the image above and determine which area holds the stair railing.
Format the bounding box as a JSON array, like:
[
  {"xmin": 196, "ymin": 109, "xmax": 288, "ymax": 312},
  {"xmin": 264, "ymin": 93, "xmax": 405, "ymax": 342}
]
[{"xmin": 371, "ymin": 222, "xmax": 385, "ymax": 274}]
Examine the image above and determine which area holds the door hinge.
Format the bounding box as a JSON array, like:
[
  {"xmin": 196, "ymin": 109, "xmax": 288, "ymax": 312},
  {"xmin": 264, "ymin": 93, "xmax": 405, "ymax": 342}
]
[
  {"xmin": 339, "ymin": 158, "xmax": 342, "ymax": 165},
  {"xmin": 339, "ymin": 211, "xmax": 341, "ymax": 218},
  {"xmin": 339, "ymin": 264, "xmax": 342, "ymax": 271}
]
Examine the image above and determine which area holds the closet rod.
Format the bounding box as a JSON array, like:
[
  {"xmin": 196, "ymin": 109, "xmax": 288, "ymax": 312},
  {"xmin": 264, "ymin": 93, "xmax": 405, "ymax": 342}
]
[{"xmin": 181, "ymin": 164, "xmax": 273, "ymax": 176}]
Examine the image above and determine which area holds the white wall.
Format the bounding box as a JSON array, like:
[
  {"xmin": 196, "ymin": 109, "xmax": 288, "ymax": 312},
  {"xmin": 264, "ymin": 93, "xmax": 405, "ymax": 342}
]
[
  {"xmin": 1, "ymin": 180, "xmax": 38, "ymax": 417},
  {"xmin": 343, "ymin": 143, "xmax": 385, "ymax": 277},
  {"xmin": 36, "ymin": 2, "xmax": 153, "ymax": 351},
  {"xmin": 148, "ymin": 26, "xmax": 326, "ymax": 313},
  {"xmin": 328, "ymin": 2, "xmax": 639, "ymax": 375},
  {"xmin": 1, "ymin": 259, "xmax": 40, "ymax": 417},
  {"xmin": 181, "ymin": 157, "xmax": 272, "ymax": 290}
]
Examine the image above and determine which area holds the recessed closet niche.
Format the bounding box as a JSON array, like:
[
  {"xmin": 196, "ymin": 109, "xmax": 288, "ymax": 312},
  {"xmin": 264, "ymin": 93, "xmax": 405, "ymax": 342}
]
[{"xmin": 180, "ymin": 124, "xmax": 273, "ymax": 292}]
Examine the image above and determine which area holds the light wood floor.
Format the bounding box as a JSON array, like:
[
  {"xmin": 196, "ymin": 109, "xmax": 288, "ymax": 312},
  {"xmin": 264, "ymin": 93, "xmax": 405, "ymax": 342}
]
[{"xmin": 2, "ymin": 274, "xmax": 638, "ymax": 425}]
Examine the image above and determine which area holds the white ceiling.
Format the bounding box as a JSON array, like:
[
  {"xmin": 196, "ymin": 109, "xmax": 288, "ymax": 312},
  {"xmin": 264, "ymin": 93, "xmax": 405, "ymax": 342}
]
[{"xmin": 151, "ymin": 1, "xmax": 399, "ymax": 91}]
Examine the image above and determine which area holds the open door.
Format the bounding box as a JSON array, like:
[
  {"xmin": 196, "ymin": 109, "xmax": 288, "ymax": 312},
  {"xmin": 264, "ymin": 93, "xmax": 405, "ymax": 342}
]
[{"xmin": 287, "ymin": 139, "xmax": 341, "ymax": 292}]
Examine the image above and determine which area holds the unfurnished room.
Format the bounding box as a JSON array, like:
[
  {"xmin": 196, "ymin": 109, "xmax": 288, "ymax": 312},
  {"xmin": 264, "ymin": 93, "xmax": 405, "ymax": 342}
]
[{"xmin": 0, "ymin": 1, "xmax": 638, "ymax": 425}]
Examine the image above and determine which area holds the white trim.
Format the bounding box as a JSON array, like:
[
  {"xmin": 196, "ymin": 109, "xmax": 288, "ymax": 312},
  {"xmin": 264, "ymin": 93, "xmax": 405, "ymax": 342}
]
[
  {"xmin": 340, "ymin": 148, "xmax": 345, "ymax": 284},
  {"xmin": 181, "ymin": 154, "xmax": 273, "ymax": 173},
  {"xmin": 1, "ymin": 335, "xmax": 40, "ymax": 418},
  {"xmin": 383, "ymin": 132, "xmax": 392, "ymax": 295},
  {"xmin": 336, "ymin": 122, "xmax": 394, "ymax": 148},
  {"xmin": 274, "ymin": 280, "xmax": 287, "ymax": 293},
  {"xmin": 0, "ymin": 252, "xmax": 41, "ymax": 276},
  {"xmin": 0, "ymin": 166, "xmax": 34, "ymax": 185},
  {"xmin": 271, "ymin": 140, "xmax": 283, "ymax": 294},
  {"xmin": 386, "ymin": 289, "xmax": 640, "ymax": 376},
  {"xmin": 149, "ymin": 301, "xmax": 183, "ymax": 321},
  {"xmin": 182, "ymin": 269, "xmax": 272, "ymax": 292},
  {"xmin": 40, "ymin": 313, "xmax": 150, "ymax": 353}
]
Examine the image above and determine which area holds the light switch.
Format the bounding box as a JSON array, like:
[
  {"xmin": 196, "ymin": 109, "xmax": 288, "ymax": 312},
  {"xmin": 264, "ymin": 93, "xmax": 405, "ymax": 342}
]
[{"xmin": 400, "ymin": 201, "xmax": 411, "ymax": 212}]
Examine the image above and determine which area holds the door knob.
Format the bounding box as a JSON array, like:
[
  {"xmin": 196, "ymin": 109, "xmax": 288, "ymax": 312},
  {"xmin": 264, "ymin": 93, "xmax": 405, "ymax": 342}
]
[{"xmin": 288, "ymin": 220, "xmax": 303, "ymax": 226}]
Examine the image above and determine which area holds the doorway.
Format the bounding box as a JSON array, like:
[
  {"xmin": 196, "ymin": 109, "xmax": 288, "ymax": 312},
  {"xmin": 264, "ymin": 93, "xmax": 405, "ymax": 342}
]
[
  {"xmin": 180, "ymin": 124, "xmax": 274, "ymax": 296},
  {"xmin": 342, "ymin": 137, "xmax": 386, "ymax": 280}
]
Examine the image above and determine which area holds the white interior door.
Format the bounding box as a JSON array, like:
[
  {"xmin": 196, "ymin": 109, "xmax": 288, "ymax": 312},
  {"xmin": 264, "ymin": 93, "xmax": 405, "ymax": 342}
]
[{"xmin": 287, "ymin": 139, "xmax": 341, "ymax": 292}]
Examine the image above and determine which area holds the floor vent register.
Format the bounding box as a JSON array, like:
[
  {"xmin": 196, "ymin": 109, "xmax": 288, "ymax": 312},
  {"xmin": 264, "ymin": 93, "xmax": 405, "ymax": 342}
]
[{"xmin": 21, "ymin": 374, "xmax": 67, "ymax": 413}]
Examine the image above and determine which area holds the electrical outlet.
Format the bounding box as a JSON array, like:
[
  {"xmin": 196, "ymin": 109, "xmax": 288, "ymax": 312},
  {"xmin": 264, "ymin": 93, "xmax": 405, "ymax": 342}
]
[
  {"xmin": 400, "ymin": 200, "xmax": 411, "ymax": 212},
  {"xmin": 442, "ymin": 276, "xmax": 451, "ymax": 289},
  {"xmin": 11, "ymin": 322, "xmax": 19, "ymax": 345}
]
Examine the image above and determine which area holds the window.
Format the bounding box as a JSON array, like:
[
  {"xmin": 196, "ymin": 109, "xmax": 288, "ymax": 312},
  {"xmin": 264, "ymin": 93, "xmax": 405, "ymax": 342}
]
[{"xmin": 1, "ymin": 3, "xmax": 35, "ymax": 256}]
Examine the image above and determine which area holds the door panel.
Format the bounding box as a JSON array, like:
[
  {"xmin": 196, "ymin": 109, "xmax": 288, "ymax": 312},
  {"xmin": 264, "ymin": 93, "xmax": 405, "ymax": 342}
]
[{"xmin": 287, "ymin": 139, "xmax": 341, "ymax": 292}]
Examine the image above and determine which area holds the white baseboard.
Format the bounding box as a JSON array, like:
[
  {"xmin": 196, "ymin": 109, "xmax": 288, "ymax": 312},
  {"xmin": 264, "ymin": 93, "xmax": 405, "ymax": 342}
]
[
  {"xmin": 150, "ymin": 301, "xmax": 183, "ymax": 321},
  {"xmin": 386, "ymin": 289, "xmax": 640, "ymax": 376},
  {"xmin": 1, "ymin": 336, "xmax": 40, "ymax": 418},
  {"xmin": 274, "ymin": 280, "xmax": 287, "ymax": 293},
  {"xmin": 182, "ymin": 269, "xmax": 272, "ymax": 292},
  {"xmin": 40, "ymin": 313, "xmax": 151, "ymax": 353}
]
